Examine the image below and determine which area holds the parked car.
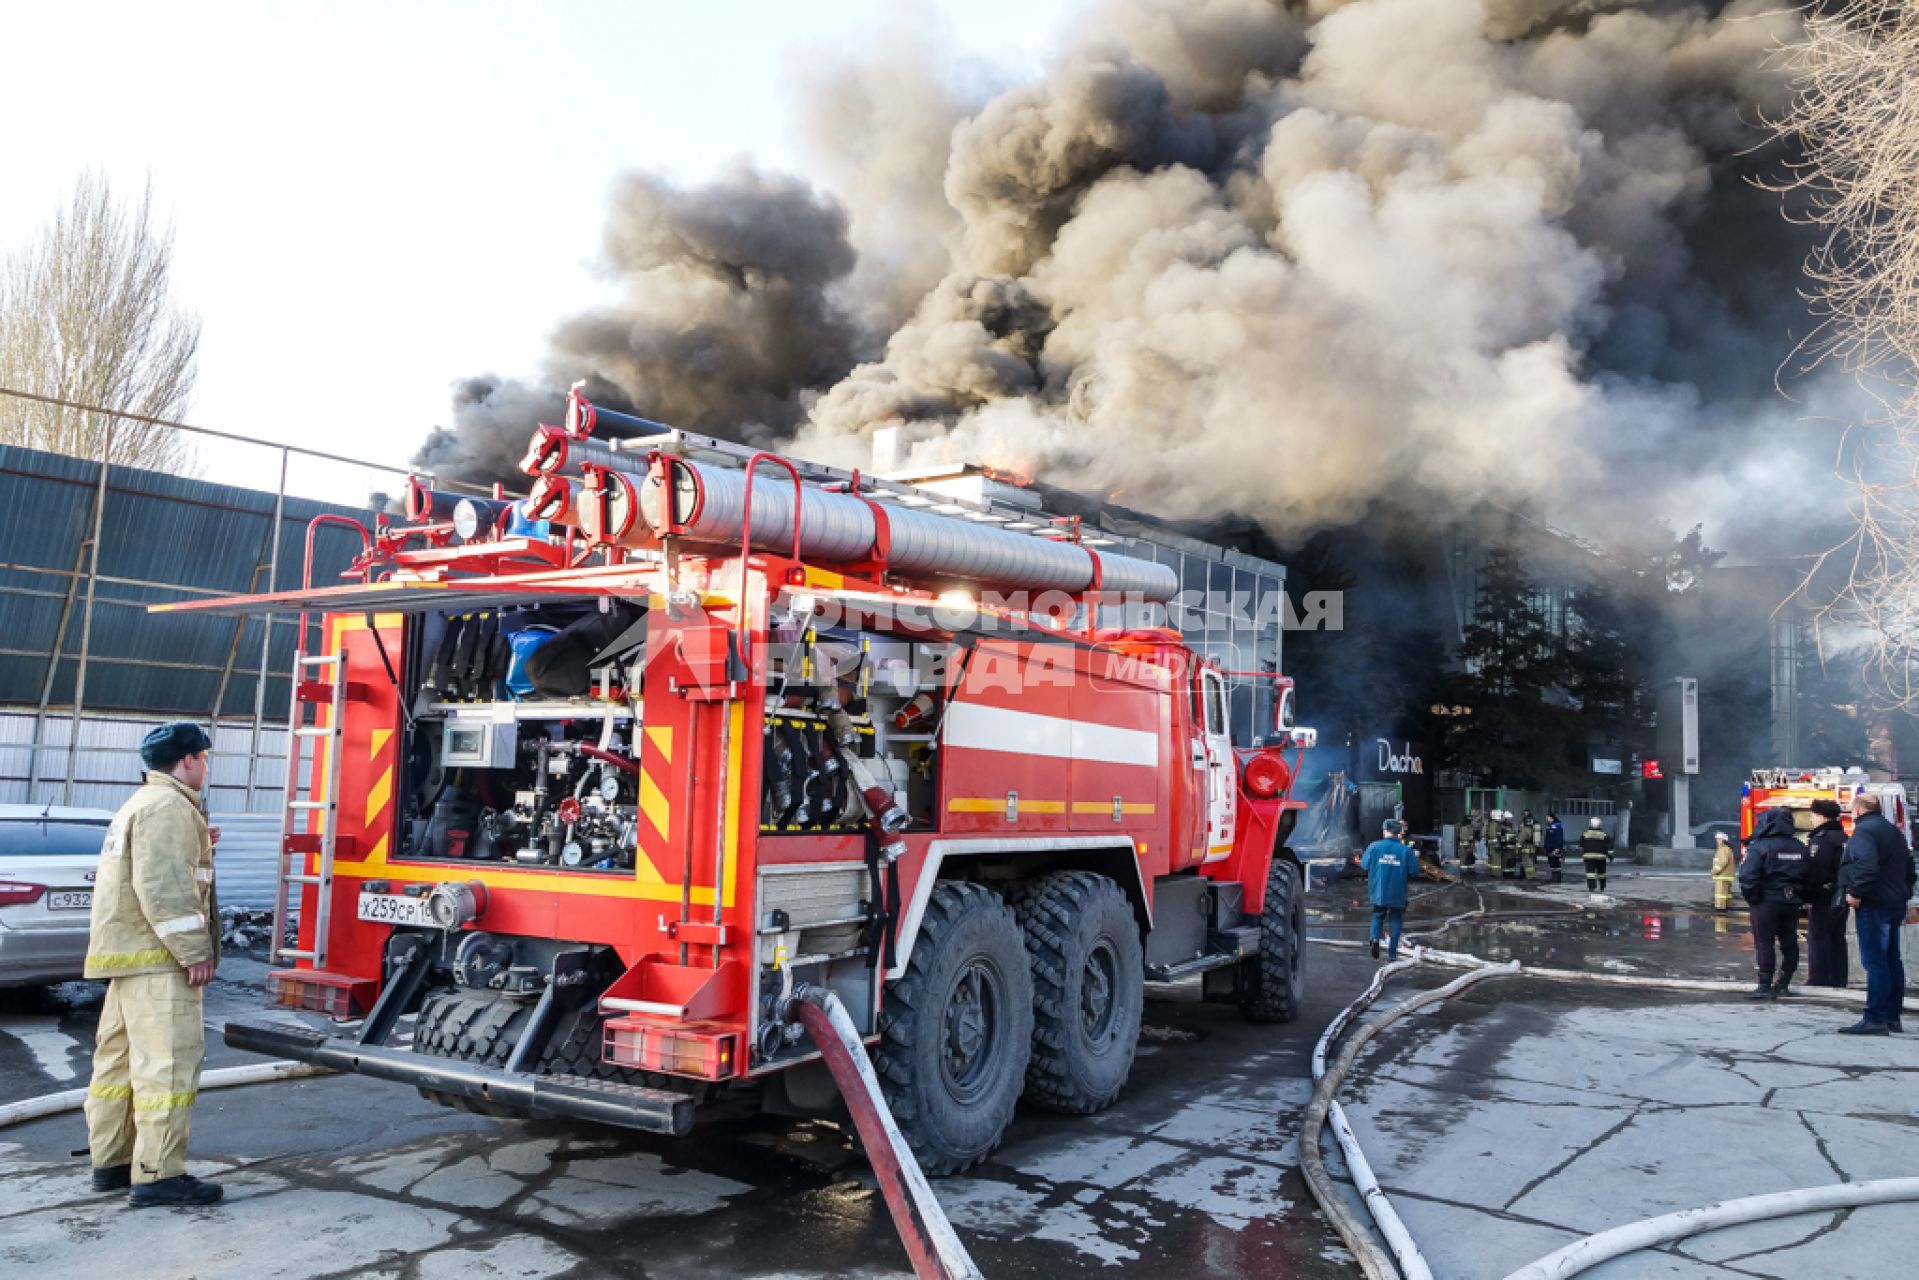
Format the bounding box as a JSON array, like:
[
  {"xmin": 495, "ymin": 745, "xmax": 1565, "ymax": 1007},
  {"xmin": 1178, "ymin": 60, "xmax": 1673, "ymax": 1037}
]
[{"xmin": 0, "ymin": 804, "xmax": 114, "ymax": 987}]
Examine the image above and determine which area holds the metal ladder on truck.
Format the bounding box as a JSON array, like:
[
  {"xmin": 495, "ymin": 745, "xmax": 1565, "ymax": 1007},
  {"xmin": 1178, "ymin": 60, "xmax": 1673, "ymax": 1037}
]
[{"xmin": 270, "ymin": 650, "xmax": 347, "ymax": 967}]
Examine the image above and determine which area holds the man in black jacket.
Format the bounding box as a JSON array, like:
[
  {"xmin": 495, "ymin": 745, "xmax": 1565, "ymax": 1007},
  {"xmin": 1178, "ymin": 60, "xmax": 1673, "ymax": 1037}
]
[
  {"xmin": 1835, "ymin": 792, "xmax": 1916, "ymax": 1035},
  {"xmin": 1738, "ymin": 807, "xmax": 1810, "ymax": 1000},
  {"xmin": 1804, "ymin": 799, "xmax": 1849, "ymax": 989}
]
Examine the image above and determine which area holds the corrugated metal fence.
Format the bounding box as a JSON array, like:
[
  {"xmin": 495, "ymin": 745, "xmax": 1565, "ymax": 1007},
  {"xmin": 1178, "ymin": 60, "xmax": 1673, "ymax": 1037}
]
[{"xmin": 0, "ymin": 709, "xmax": 305, "ymax": 910}]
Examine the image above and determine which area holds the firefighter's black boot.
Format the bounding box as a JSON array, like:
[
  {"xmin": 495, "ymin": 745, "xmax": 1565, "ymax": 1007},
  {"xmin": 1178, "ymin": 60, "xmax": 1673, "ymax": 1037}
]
[
  {"xmin": 129, "ymin": 1173, "xmax": 223, "ymax": 1208},
  {"xmin": 1747, "ymin": 975, "xmax": 1776, "ymax": 1001},
  {"xmin": 90, "ymin": 1164, "xmax": 131, "ymax": 1193},
  {"xmin": 1771, "ymin": 975, "xmax": 1794, "ymax": 998}
]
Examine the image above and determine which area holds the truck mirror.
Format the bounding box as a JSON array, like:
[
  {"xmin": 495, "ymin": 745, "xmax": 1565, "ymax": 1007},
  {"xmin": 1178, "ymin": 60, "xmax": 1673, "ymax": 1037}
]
[{"xmin": 1274, "ymin": 686, "xmax": 1295, "ymax": 733}]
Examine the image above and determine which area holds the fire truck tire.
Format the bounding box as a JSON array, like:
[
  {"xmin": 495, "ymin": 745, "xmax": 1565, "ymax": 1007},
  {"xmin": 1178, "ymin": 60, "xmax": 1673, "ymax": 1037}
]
[
  {"xmin": 1240, "ymin": 859, "xmax": 1305, "ymax": 1024},
  {"xmin": 875, "ymin": 880, "xmax": 1033, "ymax": 1177},
  {"xmin": 1012, "ymin": 871, "xmax": 1143, "ymax": 1115}
]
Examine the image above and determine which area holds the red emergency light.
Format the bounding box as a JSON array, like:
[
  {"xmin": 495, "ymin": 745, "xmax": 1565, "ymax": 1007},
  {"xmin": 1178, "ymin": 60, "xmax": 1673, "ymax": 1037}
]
[{"xmin": 1641, "ymin": 758, "xmax": 1664, "ymax": 779}]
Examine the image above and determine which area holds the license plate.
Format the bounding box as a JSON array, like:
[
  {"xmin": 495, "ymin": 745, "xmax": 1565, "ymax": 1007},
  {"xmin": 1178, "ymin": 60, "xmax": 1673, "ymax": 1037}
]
[
  {"xmin": 356, "ymin": 891, "xmax": 432, "ymax": 927},
  {"xmin": 47, "ymin": 890, "xmax": 91, "ymax": 911}
]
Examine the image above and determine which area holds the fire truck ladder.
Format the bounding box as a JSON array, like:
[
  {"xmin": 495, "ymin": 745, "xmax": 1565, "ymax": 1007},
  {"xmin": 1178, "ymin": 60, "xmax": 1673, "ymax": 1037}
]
[{"xmin": 270, "ymin": 650, "xmax": 348, "ymax": 968}]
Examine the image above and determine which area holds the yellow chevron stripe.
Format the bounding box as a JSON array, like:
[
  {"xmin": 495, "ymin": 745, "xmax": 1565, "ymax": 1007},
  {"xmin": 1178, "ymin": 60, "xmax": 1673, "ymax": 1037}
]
[
  {"xmin": 370, "ymin": 727, "xmax": 392, "ymax": 759},
  {"xmin": 367, "ymin": 833, "xmax": 388, "ymax": 863},
  {"xmin": 365, "ymin": 767, "xmax": 393, "ymax": 827},
  {"xmin": 645, "ymin": 724, "xmax": 673, "ymax": 764},
  {"xmin": 722, "ymin": 700, "xmax": 745, "ymax": 908},
  {"xmin": 639, "ymin": 767, "xmax": 671, "ymax": 841}
]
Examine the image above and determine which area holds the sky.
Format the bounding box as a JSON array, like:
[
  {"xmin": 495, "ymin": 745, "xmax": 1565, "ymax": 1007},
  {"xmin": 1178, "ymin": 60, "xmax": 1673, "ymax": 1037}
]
[{"xmin": 0, "ymin": 0, "xmax": 1090, "ymax": 502}]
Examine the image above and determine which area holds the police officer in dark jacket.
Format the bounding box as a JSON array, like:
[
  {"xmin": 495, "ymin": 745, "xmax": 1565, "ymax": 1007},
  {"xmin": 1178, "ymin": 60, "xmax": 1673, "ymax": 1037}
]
[
  {"xmin": 1804, "ymin": 799, "xmax": 1849, "ymax": 989},
  {"xmin": 1835, "ymin": 792, "xmax": 1915, "ymax": 1035},
  {"xmin": 1738, "ymin": 807, "xmax": 1810, "ymax": 1000}
]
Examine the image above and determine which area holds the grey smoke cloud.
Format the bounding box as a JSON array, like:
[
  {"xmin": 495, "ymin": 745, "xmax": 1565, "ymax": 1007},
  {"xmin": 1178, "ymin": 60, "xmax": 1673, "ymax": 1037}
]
[
  {"xmin": 791, "ymin": 0, "xmax": 1848, "ymax": 555},
  {"xmin": 418, "ymin": 0, "xmax": 1844, "ymax": 557}
]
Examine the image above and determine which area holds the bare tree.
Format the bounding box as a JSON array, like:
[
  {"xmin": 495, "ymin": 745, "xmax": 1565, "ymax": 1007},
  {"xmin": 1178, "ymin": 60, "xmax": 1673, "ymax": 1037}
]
[
  {"xmin": 0, "ymin": 171, "xmax": 200, "ymax": 471},
  {"xmin": 1771, "ymin": 3, "xmax": 1919, "ymax": 709}
]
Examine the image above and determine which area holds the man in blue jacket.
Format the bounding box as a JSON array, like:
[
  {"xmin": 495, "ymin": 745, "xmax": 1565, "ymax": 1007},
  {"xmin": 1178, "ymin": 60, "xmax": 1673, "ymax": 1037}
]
[
  {"xmin": 1365, "ymin": 820, "xmax": 1414, "ymax": 960},
  {"xmin": 1835, "ymin": 792, "xmax": 1916, "ymax": 1035},
  {"xmin": 1542, "ymin": 812, "xmax": 1567, "ymax": 884}
]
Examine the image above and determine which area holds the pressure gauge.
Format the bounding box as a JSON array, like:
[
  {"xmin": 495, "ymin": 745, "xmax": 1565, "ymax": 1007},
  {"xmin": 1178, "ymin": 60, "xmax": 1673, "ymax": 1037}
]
[{"xmin": 598, "ymin": 772, "xmax": 622, "ymax": 802}]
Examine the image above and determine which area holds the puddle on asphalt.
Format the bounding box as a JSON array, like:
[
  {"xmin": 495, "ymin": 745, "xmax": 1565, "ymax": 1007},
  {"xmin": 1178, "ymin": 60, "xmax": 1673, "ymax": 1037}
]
[{"xmin": 1306, "ymin": 878, "xmax": 1759, "ymax": 980}]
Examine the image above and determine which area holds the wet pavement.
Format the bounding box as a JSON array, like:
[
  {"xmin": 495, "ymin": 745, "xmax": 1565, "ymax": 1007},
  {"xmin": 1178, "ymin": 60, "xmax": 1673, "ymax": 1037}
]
[{"xmin": 1, "ymin": 867, "xmax": 1913, "ymax": 1279}]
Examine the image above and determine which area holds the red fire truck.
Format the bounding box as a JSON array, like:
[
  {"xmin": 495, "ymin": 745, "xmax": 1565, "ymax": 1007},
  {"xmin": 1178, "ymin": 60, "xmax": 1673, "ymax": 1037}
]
[
  {"xmin": 161, "ymin": 393, "xmax": 1313, "ymax": 1175},
  {"xmin": 1740, "ymin": 767, "xmax": 1909, "ymax": 842}
]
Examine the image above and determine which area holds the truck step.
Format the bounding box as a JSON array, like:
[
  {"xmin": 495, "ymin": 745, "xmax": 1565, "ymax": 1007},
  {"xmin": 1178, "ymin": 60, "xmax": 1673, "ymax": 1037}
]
[{"xmin": 1144, "ymin": 925, "xmax": 1262, "ymax": 983}]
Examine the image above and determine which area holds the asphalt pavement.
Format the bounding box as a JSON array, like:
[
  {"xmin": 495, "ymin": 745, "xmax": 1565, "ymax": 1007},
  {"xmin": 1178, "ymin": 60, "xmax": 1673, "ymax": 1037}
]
[{"xmin": 1, "ymin": 865, "xmax": 1913, "ymax": 1279}]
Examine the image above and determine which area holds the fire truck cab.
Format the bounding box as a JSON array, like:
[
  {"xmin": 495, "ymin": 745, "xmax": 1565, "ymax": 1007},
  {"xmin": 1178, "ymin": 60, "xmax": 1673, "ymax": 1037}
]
[{"xmin": 164, "ymin": 395, "xmax": 1313, "ymax": 1175}]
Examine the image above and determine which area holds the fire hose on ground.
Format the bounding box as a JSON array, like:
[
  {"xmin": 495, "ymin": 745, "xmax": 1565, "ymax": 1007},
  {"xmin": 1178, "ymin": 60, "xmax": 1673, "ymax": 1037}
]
[
  {"xmin": 1303, "ymin": 934, "xmax": 1919, "ymax": 1280},
  {"xmin": 786, "ymin": 985, "xmax": 983, "ymax": 1280},
  {"xmin": 1300, "ymin": 958, "xmax": 1518, "ymax": 1280},
  {"xmin": 0, "ymin": 1060, "xmax": 330, "ymax": 1130}
]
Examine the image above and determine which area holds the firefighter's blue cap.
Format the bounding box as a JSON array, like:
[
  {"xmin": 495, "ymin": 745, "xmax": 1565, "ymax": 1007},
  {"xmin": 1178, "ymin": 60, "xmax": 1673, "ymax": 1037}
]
[{"xmin": 141, "ymin": 721, "xmax": 212, "ymax": 769}]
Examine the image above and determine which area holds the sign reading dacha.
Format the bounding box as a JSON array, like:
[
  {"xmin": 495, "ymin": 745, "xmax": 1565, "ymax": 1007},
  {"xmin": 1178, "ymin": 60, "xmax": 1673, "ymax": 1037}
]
[
  {"xmin": 1355, "ymin": 735, "xmax": 1434, "ymax": 833},
  {"xmin": 1374, "ymin": 738, "xmax": 1424, "ymax": 776}
]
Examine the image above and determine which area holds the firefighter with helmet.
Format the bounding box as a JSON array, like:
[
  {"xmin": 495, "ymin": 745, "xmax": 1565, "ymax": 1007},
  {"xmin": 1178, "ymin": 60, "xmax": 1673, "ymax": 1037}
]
[
  {"xmin": 1491, "ymin": 811, "xmax": 1519, "ymax": 878},
  {"xmin": 1457, "ymin": 809, "xmax": 1480, "ymax": 875},
  {"xmin": 1580, "ymin": 817, "xmax": 1614, "ymax": 893},
  {"xmin": 82, "ymin": 721, "xmax": 224, "ymax": 1207},
  {"xmin": 1518, "ymin": 809, "xmax": 1540, "ymax": 879},
  {"xmin": 1711, "ymin": 831, "xmax": 1739, "ymax": 911}
]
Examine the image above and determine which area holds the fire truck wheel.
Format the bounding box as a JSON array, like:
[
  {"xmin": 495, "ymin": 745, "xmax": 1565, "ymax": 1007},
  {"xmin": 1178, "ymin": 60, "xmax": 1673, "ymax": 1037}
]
[
  {"xmin": 412, "ymin": 988, "xmax": 540, "ymax": 1118},
  {"xmin": 1240, "ymin": 858, "xmax": 1305, "ymax": 1024},
  {"xmin": 1013, "ymin": 871, "xmax": 1143, "ymax": 1115},
  {"xmin": 875, "ymin": 880, "xmax": 1033, "ymax": 1176}
]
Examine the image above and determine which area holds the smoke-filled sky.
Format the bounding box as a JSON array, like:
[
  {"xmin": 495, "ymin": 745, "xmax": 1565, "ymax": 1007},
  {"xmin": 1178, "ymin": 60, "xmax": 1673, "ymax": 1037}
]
[{"xmin": 419, "ymin": 0, "xmax": 1853, "ymax": 560}]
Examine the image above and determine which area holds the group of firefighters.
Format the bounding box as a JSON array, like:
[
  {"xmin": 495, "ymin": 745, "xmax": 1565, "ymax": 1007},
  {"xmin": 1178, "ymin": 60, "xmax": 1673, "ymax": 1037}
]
[{"xmin": 1456, "ymin": 808, "xmax": 1616, "ymax": 892}]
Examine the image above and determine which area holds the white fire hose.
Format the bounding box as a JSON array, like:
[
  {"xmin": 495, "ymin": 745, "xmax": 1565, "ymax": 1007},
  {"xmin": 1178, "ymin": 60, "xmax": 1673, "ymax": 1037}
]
[
  {"xmin": 1301, "ymin": 959, "xmax": 1519, "ymax": 1280},
  {"xmin": 1305, "ymin": 934, "xmax": 1918, "ymax": 1280},
  {"xmin": 0, "ymin": 1060, "xmax": 330, "ymax": 1130},
  {"xmin": 1501, "ymin": 1176, "xmax": 1919, "ymax": 1280}
]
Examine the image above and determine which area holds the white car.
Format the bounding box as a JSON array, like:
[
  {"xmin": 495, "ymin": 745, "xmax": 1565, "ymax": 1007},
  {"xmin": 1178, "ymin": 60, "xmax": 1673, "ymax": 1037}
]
[{"xmin": 0, "ymin": 804, "xmax": 114, "ymax": 987}]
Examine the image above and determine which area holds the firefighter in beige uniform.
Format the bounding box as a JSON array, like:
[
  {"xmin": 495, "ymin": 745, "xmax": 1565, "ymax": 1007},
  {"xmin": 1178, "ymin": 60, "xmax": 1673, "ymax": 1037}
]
[{"xmin": 82, "ymin": 721, "xmax": 224, "ymax": 1207}]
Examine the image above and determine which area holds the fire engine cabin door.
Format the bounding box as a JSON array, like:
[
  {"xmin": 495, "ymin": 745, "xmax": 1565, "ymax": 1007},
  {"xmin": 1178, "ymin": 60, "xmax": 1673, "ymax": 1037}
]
[{"xmin": 1199, "ymin": 668, "xmax": 1236, "ymax": 864}]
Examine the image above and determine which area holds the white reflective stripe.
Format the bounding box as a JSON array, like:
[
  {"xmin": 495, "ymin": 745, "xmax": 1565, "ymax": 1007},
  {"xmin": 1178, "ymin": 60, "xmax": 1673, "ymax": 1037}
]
[
  {"xmin": 154, "ymin": 914, "xmax": 206, "ymax": 937},
  {"xmin": 942, "ymin": 703, "xmax": 1159, "ymax": 768},
  {"xmin": 195, "ymin": 868, "xmax": 214, "ymax": 883}
]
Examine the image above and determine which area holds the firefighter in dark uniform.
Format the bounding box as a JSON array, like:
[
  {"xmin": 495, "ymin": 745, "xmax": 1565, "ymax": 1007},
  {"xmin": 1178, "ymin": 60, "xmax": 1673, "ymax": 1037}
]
[
  {"xmin": 1579, "ymin": 818, "xmax": 1613, "ymax": 893},
  {"xmin": 1738, "ymin": 806, "xmax": 1810, "ymax": 999}
]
